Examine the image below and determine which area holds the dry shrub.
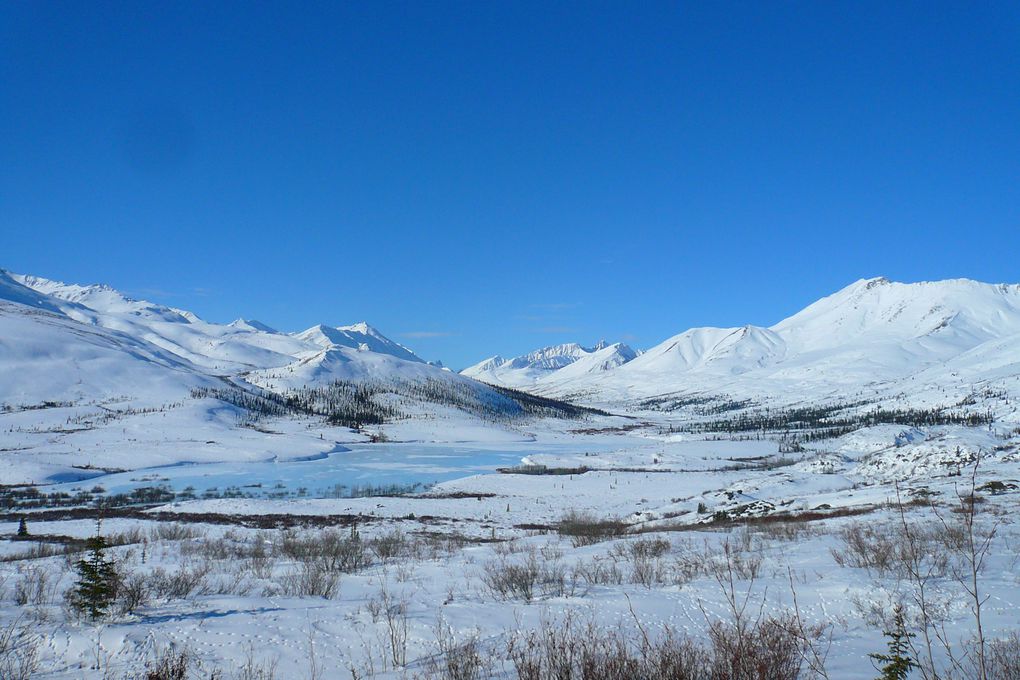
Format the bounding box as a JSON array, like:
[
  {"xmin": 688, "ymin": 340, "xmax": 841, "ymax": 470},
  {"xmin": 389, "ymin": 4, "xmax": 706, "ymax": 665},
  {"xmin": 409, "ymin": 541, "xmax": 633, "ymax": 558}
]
[
  {"xmin": 557, "ymin": 510, "xmax": 628, "ymax": 547},
  {"xmin": 144, "ymin": 645, "xmax": 191, "ymax": 680},
  {"xmin": 148, "ymin": 562, "xmax": 213, "ymax": 600},
  {"xmin": 987, "ymin": 632, "xmax": 1020, "ymax": 680},
  {"xmin": 12, "ymin": 564, "xmax": 54, "ymax": 606},
  {"xmin": 481, "ymin": 548, "xmax": 567, "ymax": 602},
  {"xmin": 244, "ymin": 536, "xmax": 274, "ymax": 579},
  {"xmin": 756, "ymin": 520, "xmax": 815, "ymax": 542},
  {"xmin": 280, "ymin": 528, "xmax": 372, "ymax": 573},
  {"xmin": 830, "ymin": 519, "xmax": 948, "ymax": 578},
  {"xmin": 234, "ymin": 643, "xmax": 279, "ymax": 680},
  {"xmin": 507, "ymin": 612, "xmax": 712, "ymax": 680},
  {"xmin": 117, "ymin": 571, "xmax": 152, "ymax": 614},
  {"xmin": 624, "ymin": 537, "xmax": 671, "ymax": 559},
  {"xmin": 706, "ymin": 539, "xmax": 763, "ymax": 582},
  {"xmin": 275, "ymin": 527, "xmax": 400, "ymax": 598},
  {"xmin": 150, "ymin": 523, "xmax": 205, "ymax": 542},
  {"xmin": 280, "ymin": 560, "xmax": 340, "ymax": 599},
  {"xmin": 0, "ymin": 617, "xmax": 40, "ymax": 680},
  {"xmin": 572, "ymin": 556, "xmax": 624, "ymax": 586},
  {"xmin": 371, "ymin": 528, "xmax": 409, "ymax": 561},
  {"xmin": 707, "ymin": 613, "xmax": 807, "ymax": 680},
  {"xmin": 419, "ymin": 620, "xmax": 490, "ymax": 680},
  {"xmin": 507, "ymin": 610, "xmax": 815, "ymax": 680},
  {"xmin": 629, "ymin": 555, "xmax": 669, "ymax": 588},
  {"xmin": 0, "ymin": 542, "xmax": 71, "ymax": 563}
]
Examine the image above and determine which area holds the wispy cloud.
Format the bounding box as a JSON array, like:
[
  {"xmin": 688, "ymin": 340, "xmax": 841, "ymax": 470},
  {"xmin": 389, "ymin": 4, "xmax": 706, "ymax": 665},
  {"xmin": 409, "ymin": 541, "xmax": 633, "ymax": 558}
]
[{"xmin": 400, "ymin": 331, "xmax": 456, "ymax": 339}]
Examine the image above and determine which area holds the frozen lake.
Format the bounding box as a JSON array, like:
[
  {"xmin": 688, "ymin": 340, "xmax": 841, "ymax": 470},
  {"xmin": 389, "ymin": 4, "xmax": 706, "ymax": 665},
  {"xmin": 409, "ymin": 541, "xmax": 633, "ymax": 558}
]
[{"xmin": 50, "ymin": 441, "xmax": 612, "ymax": 500}]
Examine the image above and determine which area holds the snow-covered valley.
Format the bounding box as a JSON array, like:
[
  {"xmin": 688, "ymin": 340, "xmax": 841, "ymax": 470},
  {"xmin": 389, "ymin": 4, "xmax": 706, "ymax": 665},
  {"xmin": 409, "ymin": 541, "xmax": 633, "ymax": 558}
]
[{"xmin": 2, "ymin": 270, "xmax": 1020, "ymax": 679}]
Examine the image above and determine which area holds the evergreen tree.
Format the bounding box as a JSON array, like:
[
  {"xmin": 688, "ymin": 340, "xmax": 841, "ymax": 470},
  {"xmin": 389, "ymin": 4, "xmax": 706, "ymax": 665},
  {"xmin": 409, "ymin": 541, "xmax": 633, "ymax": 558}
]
[
  {"xmin": 870, "ymin": 605, "xmax": 917, "ymax": 680},
  {"xmin": 69, "ymin": 519, "xmax": 118, "ymax": 621},
  {"xmin": 16, "ymin": 517, "xmax": 28, "ymax": 538}
]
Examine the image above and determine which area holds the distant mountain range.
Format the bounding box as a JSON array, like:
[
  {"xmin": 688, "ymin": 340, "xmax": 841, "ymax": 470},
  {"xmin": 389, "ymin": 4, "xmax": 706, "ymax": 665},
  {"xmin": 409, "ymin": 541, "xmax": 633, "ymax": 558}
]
[
  {"xmin": 0, "ymin": 270, "xmax": 566, "ymax": 426},
  {"xmin": 463, "ymin": 341, "xmax": 639, "ymax": 388},
  {"xmin": 4, "ymin": 270, "xmax": 1020, "ymax": 423},
  {"xmin": 462, "ymin": 277, "xmax": 1020, "ymax": 419}
]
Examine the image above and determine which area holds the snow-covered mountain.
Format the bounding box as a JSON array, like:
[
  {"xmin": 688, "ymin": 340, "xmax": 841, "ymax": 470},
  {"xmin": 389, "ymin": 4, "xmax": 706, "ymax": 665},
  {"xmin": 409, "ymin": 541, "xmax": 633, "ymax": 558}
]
[
  {"xmin": 463, "ymin": 341, "xmax": 638, "ymax": 388},
  {"xmin": 468, "ymin": 277, "xmax": 1020, "ymax": 414},
  {"xmin": 295, "ymin": 322, "xmax": 423, "ymax": 363},
  {"xmin": 0, "ymin": 269, "xmax": 605, "ymax": 482},
  {"xmin": 10, "ymin": 271, "xmax": 1020, "ymax": 414},
  {"xmin": 0, "ymin": 270, "xmax": 586, "ymax": 419},
  {"xmin": 6, "ymin": 273, "xmax": 431, "ymax": 378}
]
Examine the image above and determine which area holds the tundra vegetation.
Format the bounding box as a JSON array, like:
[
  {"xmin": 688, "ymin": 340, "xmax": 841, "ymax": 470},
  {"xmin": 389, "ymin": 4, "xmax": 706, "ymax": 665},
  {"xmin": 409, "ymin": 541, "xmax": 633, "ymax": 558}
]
[{"xmin": 1, "ymin": 453, "xmax": 1019, "ymax": 680}]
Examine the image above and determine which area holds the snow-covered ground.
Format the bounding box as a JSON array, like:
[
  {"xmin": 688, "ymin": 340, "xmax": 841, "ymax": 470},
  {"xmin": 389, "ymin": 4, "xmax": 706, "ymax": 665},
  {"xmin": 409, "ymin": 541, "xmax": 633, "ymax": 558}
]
[
  {"xmin": 2, "ymin": 421, "xmax": 1019, "ymax": 678},
  {"xmin": 3, "ymin": 270, "xmax": 1020, "ymax": 678}
]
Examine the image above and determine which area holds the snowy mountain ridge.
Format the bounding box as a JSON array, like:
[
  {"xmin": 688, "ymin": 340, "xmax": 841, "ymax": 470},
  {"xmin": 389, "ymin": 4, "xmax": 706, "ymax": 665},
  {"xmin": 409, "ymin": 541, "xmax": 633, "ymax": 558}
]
[
  {"xmin": 462, "ymin": 341, "xmax": 639, "ymax": 389},
  {"xmin": 0, "ymin": 270, "xmax": 541, "ymax": 415},
  {"xmin": 465, "ymin": 277, "xmax": 1020, "ymax": 417},
  {"xmin": 6, "ymin": 269, "xmax": 1020, "ymax": 418}
]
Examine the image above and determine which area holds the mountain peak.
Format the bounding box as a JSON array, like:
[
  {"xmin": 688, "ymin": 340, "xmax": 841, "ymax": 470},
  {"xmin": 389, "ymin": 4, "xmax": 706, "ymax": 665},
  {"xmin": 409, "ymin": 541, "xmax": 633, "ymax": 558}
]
[
  {"xmin": 229, "ymin": 318, "xmax": 278, "ymax": 334},
  {"xmin": 338, "ymin": 321, "xmax": 379, "ymax": 336},
  {"xmin": 860, "ymin": 276, "xmax": 890, "ymax": 289},
  {"xmin": 296, "ymin": 322, "xmax": 423, "ymax": 363},
  {"xmin": 0, "ymin": 270, "xmax": 66, "ymax": 313},
  {"xmin": 461, "ymin": 339, "xmax": 638, "ymax": 386}
]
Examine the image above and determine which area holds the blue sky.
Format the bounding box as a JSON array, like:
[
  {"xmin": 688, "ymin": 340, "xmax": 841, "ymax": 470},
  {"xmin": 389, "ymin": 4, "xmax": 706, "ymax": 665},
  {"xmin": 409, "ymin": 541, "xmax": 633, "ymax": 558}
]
[{"xmin": 2, "ymin": 2, "xmax": 1018, "ymax": 368}]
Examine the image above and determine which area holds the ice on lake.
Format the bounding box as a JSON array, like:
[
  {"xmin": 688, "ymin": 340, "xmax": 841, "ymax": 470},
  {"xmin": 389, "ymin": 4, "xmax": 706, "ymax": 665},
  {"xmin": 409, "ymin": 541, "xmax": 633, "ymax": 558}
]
[{"xmin": 48, "ymin": 441, "xmax": 613, "ymax": 499}]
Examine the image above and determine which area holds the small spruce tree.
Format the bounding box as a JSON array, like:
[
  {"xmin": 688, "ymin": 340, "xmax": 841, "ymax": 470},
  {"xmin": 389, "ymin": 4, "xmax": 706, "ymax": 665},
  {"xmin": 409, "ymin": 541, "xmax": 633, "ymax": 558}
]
[
  {"xmin": 69, "ymin": 519, "xmax": 118, "ymax": 621},
  {"xmin": 870, "ymin": 604, "xmax": 918, "ymax": 680},
  {"xmin": 16, "ymin": 517, "xmax": 28, "ymax": 538}
]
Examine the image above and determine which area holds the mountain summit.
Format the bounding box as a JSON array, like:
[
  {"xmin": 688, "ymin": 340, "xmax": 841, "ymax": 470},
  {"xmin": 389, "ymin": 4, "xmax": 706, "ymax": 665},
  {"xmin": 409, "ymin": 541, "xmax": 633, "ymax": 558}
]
[{"xmin": 465, "ymin": 277, "xmax": 1020, "ymax": 405}]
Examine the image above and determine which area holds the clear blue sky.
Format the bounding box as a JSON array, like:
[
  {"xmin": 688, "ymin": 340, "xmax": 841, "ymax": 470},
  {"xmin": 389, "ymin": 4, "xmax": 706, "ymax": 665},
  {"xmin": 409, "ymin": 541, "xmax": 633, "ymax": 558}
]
[{"xmin": 2, "ymin": 2, "xmax": 1018, "ymax": 368}]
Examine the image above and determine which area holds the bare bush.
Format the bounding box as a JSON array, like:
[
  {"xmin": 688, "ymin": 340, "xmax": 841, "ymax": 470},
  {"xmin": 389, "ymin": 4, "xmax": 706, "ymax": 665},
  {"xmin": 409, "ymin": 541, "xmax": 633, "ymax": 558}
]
[
  {"xmin": 630, "ymin": 555, "xmax": 669, "ymax": 588},
  {"xmin": 756, "ymin": 520, "xmax": 816, "ymax": 542},
  {"xmin": 0, "ymin": 617, "xmax": 40, "ymax": 680},
  {"xmin": 148, "ymin": 562, "xmax": 213, "ymax": 600},
  {"xmin": 117, "ymin": 571, "xmax": 152, "ymax": 614},
  {"xmin": 381, "ymin": 586, "xmax": 410, "ymax": 668},
  {"xmin": 280, "ymin": 528, "xmax": 372, "ymax": 573},
  {"xmin": 618, "ymin": 537, "xmax": 671, "ymax": 559},
  {"xmin": 987, "ymin": 632, "xmax": 1020, "ymax": 680},
  {"xmin": 572, "ymin": 556, "xmax": 624, "ymax": 586},
  {"xmin": 557, "ymin": 510, "xmax": 628, "ymax": 547},
  {"xmin": 507, "ymin": 611, "xmax": 713, "ymax": 680},
  {"xmin": 705, "ymin": 539, "xmax": 763, "ymax": 582},
  {"xmin": 419, "ymin": 619, "xmax": 489, "ymax": 680},
  {"xmin": 144, "ymin": 644, "xmax": 191, "ymax": 680},
  {"xmin": 107, "ymin": 526, "xmax": 148, "ymax": 547},
  {"xmin": 13, "ymin": 564, "xmax": 54, "ymax": 606},
  {"xmin": 274, "ymin": 527, "xmax": 402, "ymax": 599},
  {"xmin": 150, "ymin": 523, "xmax": 205, "ymax": 542},
  {"xmin": 371, "ymin": 528, "xmax": 409, "ymax": 561},
  {"xmin": 234, "ymin": 643, "xmax": 279, "ymax": 680},
  {"xmin": 671, "ymin": 550, "xmax": 706, "ymax": 586},
  {"xmin": 708, "ymin": 613, "xmax": 808, "ymax": 680},
  {"xmin": 1, "ymin": 542, "xmax": 72, "ymax": 563},
  {"xmin": 244, "ymin": 536, "xmax": 275, "ymax": 579},
  {"xmin": 280, "ymin": 560, "xmax": 340, "ymax": 599},
  {"xmin": 833, "ymin": 464, "xmax": 1005, "ymax": 680},
  {"xmin": 481, "ymin": 548, "xmax": 567, "ymax": 602}
]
